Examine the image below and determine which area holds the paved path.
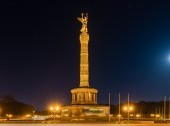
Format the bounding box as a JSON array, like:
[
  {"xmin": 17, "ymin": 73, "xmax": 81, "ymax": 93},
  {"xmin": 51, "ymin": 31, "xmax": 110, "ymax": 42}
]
[{"xmin": 0, "ymin": 124, "xmax": 170, "ymax": 126}]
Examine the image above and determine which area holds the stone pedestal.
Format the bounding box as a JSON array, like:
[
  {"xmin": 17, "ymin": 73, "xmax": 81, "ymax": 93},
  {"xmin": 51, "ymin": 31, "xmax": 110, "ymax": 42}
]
[{"xmin": 71, "ymin": 87, "xmax": 98, "ymax": 104}]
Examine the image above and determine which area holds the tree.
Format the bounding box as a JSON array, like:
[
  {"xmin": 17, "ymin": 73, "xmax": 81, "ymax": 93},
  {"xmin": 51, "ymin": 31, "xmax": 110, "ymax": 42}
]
[{"xmin": 0, "ymin": 95, "xmax": 34, "ymax": 117}]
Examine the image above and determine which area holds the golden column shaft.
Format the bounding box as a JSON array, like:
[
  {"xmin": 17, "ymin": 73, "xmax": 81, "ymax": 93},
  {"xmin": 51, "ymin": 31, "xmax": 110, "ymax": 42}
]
[
  {"xmin": 78, "ymin": 13, "xmax": 89, "ymax": 87},
  {"xmin": 80, "ymin": 38, "xmax": 89, "ymax": 87}
]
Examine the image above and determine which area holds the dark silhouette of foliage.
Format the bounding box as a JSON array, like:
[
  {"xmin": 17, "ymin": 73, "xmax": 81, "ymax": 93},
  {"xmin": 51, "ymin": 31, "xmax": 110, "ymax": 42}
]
[
  {"xmin": 111, "ymin": 100, "xmax": 169, "ymax": 118},
  {"xmin": 0, "ymin": 95, "xmax": 34, "ymax": 117}
]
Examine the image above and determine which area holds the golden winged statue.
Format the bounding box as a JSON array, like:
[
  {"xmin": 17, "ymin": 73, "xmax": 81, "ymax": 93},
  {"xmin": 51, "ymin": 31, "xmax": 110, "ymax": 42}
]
[{"xmin": 77, "ymin": 13, "xmax": 88, "ymax": 33}]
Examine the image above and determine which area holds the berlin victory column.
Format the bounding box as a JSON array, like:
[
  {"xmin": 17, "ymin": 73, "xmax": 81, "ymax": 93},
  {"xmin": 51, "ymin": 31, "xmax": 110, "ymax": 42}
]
[
  {"xmin": 71, "ymin": 13, "xmax": 98, "ymax": 105},
  {"xmin": 61, "ymin": 13, "xmax": 109, "ymax": 117}
]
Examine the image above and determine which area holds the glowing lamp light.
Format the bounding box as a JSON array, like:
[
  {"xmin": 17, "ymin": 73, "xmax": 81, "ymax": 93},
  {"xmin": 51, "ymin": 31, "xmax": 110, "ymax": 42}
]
[
  {"xmin": 136, "ymin": 114, "xmax": 140, "ymax": 118},
  {"xmin": 49, "ymin": 105, "xmax": 60, "ymax": 112},
  {"xmin": 123, "ymin": 105, "xmax": 134, "ymax": 112},
  {"xmin": 50, "ymin": 106, "xmax": 54, "ymax": 111},
  {"xmin": 117, "ymin": 114, "xmax": 121, "ymax": 117},
  {"xmin": 26, "ymin": 114, "xmax": 31, "ymax": 118},
  {"xmin": 55, "ymin": 106, "xmax": 60, "ymax": 111},
  {"xmin": 6, "ymin": 114, "xmax": 13, "ymax": 118},
  {"xmin": 123, "ymin": 106, "xmax": 128, "ymax": 111},
  {"xmin": 8, "ymin": 114, "xmax": 12, "ymax": 118},
  {"xmin": 130, "ymin": 114, "xmax": 134, "ymax": 117},
  {"xmin": 150, "ymin": 114, "xmax": 155, "ymax": 117},
  {"xmin": 129, "ymin": 106, "xmax": 133, "ymax": 111},
  {"xmin": 156, "ymin": 114, "xmax": 160, "ymax": 118}
]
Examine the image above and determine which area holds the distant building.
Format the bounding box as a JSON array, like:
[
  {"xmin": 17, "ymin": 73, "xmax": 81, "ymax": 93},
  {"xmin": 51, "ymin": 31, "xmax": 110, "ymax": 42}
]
[{"xmin": 61, "ymin": 13, "xmax": 109, "ymax": 118}]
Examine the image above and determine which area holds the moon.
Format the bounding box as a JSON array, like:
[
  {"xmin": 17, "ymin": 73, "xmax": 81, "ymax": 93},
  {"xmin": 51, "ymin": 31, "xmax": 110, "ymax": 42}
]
[{"xmin": 168, "ymin": 55, "xmax": 170, "ymax": 62}]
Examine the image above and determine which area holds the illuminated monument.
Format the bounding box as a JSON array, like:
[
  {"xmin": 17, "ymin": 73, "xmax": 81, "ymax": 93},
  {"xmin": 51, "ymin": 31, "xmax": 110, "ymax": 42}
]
[
  {"xmin": 61, "ymin": 13, "xmax": 109, "ymax": 117},
  {"xmin": 71, "ymin": 13, "xmax": 98, "ymax": 105}
]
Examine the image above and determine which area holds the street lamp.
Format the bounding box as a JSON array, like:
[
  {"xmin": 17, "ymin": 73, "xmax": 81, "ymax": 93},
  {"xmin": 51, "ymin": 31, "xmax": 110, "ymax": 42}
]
[
  {"xmin": 49, "ymin": 105, "xmax": 60, "ymax": 120},
  {"xmin": 6, "ymin": 114, "xmax": 13, "ymax": 121},
  {"xmin": 123, "ymin": 105, "xmax": 134, "ymax": 123}
]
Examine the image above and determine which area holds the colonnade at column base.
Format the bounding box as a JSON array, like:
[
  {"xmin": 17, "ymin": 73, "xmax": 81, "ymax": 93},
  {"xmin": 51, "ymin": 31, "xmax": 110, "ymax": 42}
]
[{"xmin": 71, "ymin": 87, "xmax": 98, "ymax": 105}]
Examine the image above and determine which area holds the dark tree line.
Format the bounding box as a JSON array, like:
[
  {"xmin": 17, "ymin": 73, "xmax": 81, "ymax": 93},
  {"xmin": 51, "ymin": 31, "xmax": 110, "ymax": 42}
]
[
  {"xmin": 0, "ymin": 95, "xmax": 34, "ymax": 117},
  {"xmin": 106, "ymin": 100, "xmax": 169, "ymax": 117}
]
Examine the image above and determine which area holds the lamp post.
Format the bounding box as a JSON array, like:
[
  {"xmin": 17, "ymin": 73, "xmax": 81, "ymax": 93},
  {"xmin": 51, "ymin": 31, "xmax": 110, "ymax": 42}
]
[
  {"xmin": 123, "ymin": 105, "xmax": 134, "ymax": 123},
  {"xmin": 0, "ymin": 107, "xmax": 1, "ymax": 118},
  {"xmin": 164, "ymin": 96, "xmax": 166, "ymax": 121},
  {"xmin": 118, "ymin": 93, "xmax": 121, "ymax": 123},
  {"xmin": 109, "ymin": 93, "xmax": 110, "ymax": 122},
  {"xmin": 50, "ymin": 105, "xmax": 60, "ymax": 120}
]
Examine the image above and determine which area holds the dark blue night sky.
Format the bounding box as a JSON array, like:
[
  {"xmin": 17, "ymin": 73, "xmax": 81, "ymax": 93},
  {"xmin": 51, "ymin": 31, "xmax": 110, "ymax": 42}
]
[{"xmin": 0, "ymin": 0, "xmax": 170, "ymax": 110}]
